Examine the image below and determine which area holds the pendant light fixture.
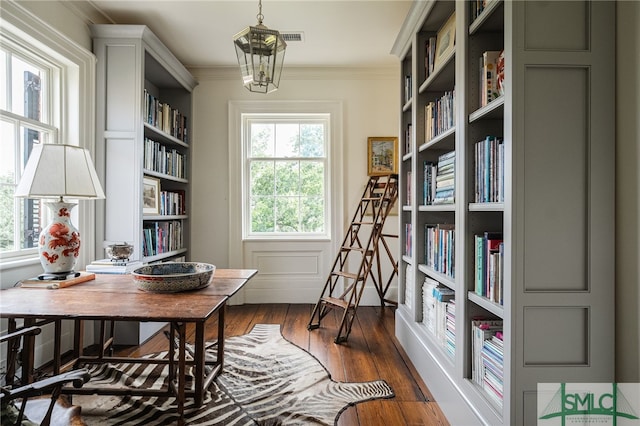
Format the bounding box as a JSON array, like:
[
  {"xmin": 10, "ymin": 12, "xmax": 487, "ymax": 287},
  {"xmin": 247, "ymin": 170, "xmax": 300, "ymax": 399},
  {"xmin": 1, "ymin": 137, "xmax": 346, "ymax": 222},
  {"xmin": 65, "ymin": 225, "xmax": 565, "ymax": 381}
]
[{"xmin": 233, "ymin": 0, "xmax": 287, "ymax": 93}]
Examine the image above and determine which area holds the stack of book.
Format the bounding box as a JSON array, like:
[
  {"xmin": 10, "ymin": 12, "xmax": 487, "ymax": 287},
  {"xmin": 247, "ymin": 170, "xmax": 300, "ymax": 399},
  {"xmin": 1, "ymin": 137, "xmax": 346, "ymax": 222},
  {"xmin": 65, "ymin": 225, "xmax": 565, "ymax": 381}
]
[
  {"xmin": 86, "ymin": 259, "xmax": 144, "ymax": 274},
  {"xmin": 422, "ymin": 277, "xmax": 439, "ymax": 333},
  {"xmin": 422, "ymin": 277, "xmax": 455, "ymax": 355},
  {"xmin": 471, "ymin": 319, "xmax": 504, "ymax": 408},
  {"xmin": 404, "ymin": 264, "xmax": 414, "ymax": 310},
  {"xmin": 19, "ymin": 272, "xmax": 96, "ymax": 289},
  {"xmin": 433, "ymin": 285, "xmax": 455, "ymax": 350},
  {"xmin": 433, "ymin": 151, "xmax": 455, "ymax": 204},
  {"xmin": 445, "ymin": 299, "xmax": 456, "ymax": 358}
]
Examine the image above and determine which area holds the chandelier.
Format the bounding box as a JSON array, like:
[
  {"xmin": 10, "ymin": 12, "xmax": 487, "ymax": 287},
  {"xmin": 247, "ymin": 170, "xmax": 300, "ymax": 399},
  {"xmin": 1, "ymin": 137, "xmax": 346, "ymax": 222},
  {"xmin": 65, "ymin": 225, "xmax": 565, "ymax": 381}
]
[{"xmin": 232, "ymin": 0, "xmax": 287, "ymax": 94}]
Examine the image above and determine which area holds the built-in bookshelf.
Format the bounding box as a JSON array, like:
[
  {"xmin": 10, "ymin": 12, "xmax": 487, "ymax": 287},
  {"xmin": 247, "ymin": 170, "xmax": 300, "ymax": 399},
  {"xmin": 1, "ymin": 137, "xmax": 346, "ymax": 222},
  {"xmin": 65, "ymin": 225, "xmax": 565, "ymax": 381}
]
[
  {"xmin": 393, "ymin": 1, "xmax": 615, "ymax": 425},
  {"xmin": 92, "ymin": 24, "xmax": 198, "ymax": 344}
]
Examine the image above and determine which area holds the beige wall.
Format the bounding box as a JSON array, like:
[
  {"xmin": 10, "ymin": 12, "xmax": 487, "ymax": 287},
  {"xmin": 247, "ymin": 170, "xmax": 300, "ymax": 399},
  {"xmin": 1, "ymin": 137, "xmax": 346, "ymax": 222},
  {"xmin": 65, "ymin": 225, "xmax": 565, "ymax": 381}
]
[
  {"xmin": 188, "ymin": 67, "xmax": 400, "ymax": 269},
  {"xmin": 615, "ymin": 0, "xmax": 640, "ymax": 382}
]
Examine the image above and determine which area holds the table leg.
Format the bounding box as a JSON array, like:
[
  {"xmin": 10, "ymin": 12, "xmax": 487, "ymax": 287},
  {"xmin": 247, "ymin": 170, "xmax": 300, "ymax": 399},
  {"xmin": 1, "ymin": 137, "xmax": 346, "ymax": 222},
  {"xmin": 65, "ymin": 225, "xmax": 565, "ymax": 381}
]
[
  {"xmin": 6, "ymin": 319, "xmax": 17, "ymax": 387},
  {"xmin": 194, "ymin": 322, "xmax": 205, "ymax": 406},
  {"xmin": 177, "ymin": 322, "xmax": 186, "ymax": 424},
  {"xmin": 168, "ymin": 322, "xmax": 176, "ymax": 384},
  {"xmin": 53, "ymin": 320, "xmax": 61, "ymax": 374},
  {"xmin": 22, "ymin": 318, "xmax": 36, "ymax": 385},
  {"xmin": 73, "ymin": 320, "xmax": 84, "ymax": 360},
  {"xmin": 218, "ymin": 304, "xmax": 225, "ymax": 370}
]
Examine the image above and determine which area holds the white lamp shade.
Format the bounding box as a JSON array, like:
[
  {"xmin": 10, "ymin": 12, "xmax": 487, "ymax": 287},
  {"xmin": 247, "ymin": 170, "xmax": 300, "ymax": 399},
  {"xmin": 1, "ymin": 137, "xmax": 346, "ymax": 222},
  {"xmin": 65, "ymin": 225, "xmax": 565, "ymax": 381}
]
[{"xmin": 15, "ymin": 143, "xmax": 105, "ymax": 200}]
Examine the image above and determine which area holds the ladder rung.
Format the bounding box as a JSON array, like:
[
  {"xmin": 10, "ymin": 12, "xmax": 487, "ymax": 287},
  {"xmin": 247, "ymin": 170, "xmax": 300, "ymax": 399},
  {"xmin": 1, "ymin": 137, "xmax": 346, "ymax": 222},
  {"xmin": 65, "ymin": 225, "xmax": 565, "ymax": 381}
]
[
  {"xmin": 322, "ymin": 297, "xmax": 352, "ymax": 310},
  {"xmin": 352, "ymin": 221, "xmax": 375, "ymax": 225},
  {"xmin": 331, "ymin": 271, "xmax": 360, "ymax": 280},
  {"xmin": 341, "ymin": 246, "xmax": 373, "ymax": 254}
]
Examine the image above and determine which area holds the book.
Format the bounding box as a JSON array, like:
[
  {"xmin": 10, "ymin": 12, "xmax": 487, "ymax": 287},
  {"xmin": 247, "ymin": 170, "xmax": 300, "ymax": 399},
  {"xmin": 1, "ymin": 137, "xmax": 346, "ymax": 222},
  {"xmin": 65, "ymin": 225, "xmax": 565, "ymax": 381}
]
[
  {"xmin": 89, "ymin": 258, "xmax": 139, "ymax": 266},
  {"xmin": 19, "ymin": 272, "xmax": 96, "ymax": 289},
  {"xmin": 480, "ymin": 51, "xmax": 501, "ymax": 107},
  {"xmin": 86, "ymin": 260, "xmax": 143, "ymax": 274}
]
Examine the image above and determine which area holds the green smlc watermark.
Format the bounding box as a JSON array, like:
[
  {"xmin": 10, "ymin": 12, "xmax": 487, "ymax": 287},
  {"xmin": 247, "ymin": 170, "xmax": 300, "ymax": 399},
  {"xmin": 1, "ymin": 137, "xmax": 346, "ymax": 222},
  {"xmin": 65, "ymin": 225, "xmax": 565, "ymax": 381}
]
[{"xmin": 538, "ymin": 383, "xmax": 640, "ymax": 425}]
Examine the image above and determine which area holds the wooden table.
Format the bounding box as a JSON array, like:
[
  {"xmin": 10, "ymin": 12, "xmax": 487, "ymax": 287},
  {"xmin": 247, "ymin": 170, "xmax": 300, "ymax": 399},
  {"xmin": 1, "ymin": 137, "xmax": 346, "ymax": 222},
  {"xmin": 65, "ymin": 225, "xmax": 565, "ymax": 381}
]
[{"xmin": 0, "ymin": 269, "xmax": 257, "ymax": 423}]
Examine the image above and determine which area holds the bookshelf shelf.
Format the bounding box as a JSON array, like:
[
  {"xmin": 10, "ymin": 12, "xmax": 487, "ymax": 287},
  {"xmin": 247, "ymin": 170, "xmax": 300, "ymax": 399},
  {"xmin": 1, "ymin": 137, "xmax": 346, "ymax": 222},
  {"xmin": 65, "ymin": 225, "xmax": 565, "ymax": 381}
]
[
  {"xmin": 392, "ymin": 1, "xmax": 614, "ymax": 424},
  {"xmin": 469, "ymin": 0, "xmax": 504, "ymax": 35},
  {"xmin": 144, "ymin": 122, "xmax": 189, "ymax": 149},
  {"xmin": 418, "ymin": 49, "xmax": 456, "ymax": 94},
  {"xmin": 142, "ymin": 169, "xmax": 189, "ymax": 184},
  {"xmin": 469, "ymin": 96, "xmax": 504, "ymax": 122},
  {"xmin": 419, "ymin": 127, "xmax": 455, "ymax": 152},
  {"xmin": 468, "ymin": 202, "xmax": 504, "ymax": 212},
  {"xmin": 467, "ymin": 291, "xmax": 504, "ymax": 318},
  {"xmin": 419, "ymin": 204, "xmax": 455, "ymax": 212}
]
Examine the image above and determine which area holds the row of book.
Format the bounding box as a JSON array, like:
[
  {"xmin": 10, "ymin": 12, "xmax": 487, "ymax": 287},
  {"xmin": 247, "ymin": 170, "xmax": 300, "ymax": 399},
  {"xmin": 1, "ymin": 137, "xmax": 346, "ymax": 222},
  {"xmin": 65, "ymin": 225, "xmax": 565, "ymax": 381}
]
[
  {"xmin": 144, "ymin": 89, "xmax": 189, "ymax": 143},
  {"xmin": 159, "ymin": 189, "xmax": 186, "ymax": 216},
  {"xmin": 404, "ymin": 75, "xmax": 412, "ymax": 104},
  {"xmin": 474, "ymin": 232, "xmax": 504, "ymax": 305},
  {"xmin": 406, "ymin": 171, "xmax": 412, "ymax": 206},
  {"xmin": 404, "ymin": 223, "xmax": 413, "ymax": 258},
  {"xmin": 470, "ymin": 0, "xmax": 493, "ymax": 23},
  {"xmin": 425, "ymin": 90, "xmax": 455, "ymax": 142},
  {"xmin": 424, "ymin": 36, "xmax": 437, "ymax": 79},
  {"xmin": 422, "ymin": 277, "xmax": 456, "ymax": 359},
  {"xmin": 474, "ymin": 136, "xmax": 504, "ymax": 203},
  {"xmin": 423, "ymin": 150, "xmax": 455, "ymax": 205},
  {"xmin": 479, "ymin": 50, "xmax": 505, "ymax": 108},
  {"xmin": 142, "ymin": 220, "xmax": 184, "ymax": 258},
  {"xmin": 472, "ymin": 319, "xmax": 504, "ymax": 409},
  {"xmin": 404, "ymin": 123, "xmax": 413, "ymax": 155},
  {"xmin": 144, "ymin": 137, "xmax": 187, "ymax": 179},
  {"xmin": 424, "ymin": 223, "xmax": 455, "ymax": 278}
]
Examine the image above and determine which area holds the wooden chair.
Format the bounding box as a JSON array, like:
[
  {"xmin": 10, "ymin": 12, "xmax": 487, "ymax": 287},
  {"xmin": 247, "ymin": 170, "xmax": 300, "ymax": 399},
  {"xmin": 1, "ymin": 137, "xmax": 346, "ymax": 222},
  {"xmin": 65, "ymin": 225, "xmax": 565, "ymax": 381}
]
[{"xmin": 1, "ymin": 326, "xmax": 91, "ymax": 426}]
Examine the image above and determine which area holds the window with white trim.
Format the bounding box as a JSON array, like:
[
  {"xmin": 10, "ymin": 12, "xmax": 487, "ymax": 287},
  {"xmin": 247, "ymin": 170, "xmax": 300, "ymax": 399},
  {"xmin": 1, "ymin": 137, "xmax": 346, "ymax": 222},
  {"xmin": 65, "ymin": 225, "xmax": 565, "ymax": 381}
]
[
  {"xmin": 0, "ymin": 3, "xmax": 95, "ymax": 268},
  {"xmin": 243, "ymin": 114, "xmax": 330, "ymax": 239},
  {"xmin": 0, "ymin": 36, "xmax": 58, "ymax": 256}
]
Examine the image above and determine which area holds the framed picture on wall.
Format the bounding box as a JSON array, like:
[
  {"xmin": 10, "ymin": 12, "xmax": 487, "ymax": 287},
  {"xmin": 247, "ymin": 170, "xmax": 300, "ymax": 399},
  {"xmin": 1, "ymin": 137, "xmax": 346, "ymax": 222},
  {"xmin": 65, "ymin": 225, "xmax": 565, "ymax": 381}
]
[
  {"xmin": 367, "ymin": 136, "xmax": 398, "ymax": 176},
  {"xmin": 143, "ymin": 176, "xmax": 161, "ymax": 215},
  {"xmin": 434, "ymin": 12, "xmax": 456, "ymax": 69}
]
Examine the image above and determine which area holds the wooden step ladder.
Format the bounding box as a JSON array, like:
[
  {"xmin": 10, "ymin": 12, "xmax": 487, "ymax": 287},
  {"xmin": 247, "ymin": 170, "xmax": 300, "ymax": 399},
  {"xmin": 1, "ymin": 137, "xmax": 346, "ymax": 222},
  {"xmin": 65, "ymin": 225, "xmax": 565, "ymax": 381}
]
[{"xmin": 307, "ymin": 174, "xmax": 399, "ymax": 343}]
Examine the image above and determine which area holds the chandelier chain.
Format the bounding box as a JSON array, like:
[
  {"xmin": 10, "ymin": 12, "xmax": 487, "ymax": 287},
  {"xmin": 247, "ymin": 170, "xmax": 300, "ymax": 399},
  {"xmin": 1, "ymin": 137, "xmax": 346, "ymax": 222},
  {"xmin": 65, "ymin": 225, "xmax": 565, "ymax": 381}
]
[{"xmin": 256, "ymin": 0, "xmax": 264, "ymax": 24}]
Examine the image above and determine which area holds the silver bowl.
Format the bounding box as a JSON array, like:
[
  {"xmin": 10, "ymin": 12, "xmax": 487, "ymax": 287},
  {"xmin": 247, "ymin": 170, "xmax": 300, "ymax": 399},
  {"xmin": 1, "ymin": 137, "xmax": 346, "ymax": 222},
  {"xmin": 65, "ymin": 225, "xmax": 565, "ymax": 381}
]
[
  {"xmin": 131, "ymin": 262, "xmax": 215, "ymax": 293},
  {"xmin": 106, "ymin": 243, "xmax": 134, "ymax": 261}
]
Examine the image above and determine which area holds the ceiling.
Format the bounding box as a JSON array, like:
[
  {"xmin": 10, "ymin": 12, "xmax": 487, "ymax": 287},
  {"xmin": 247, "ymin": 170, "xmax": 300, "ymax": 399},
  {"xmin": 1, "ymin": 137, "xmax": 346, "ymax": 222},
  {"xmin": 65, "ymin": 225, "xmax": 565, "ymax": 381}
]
[{"xmin": 83, "ymin": 0, "xmax": 414, "ymax": 69}]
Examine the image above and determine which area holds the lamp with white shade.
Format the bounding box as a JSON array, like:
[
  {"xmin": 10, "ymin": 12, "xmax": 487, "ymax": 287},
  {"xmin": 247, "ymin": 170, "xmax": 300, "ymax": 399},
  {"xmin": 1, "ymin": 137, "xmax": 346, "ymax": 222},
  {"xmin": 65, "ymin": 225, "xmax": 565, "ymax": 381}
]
[{"xmin": 14, "ymin": 143, "xmax": 105, "ymax": 279}]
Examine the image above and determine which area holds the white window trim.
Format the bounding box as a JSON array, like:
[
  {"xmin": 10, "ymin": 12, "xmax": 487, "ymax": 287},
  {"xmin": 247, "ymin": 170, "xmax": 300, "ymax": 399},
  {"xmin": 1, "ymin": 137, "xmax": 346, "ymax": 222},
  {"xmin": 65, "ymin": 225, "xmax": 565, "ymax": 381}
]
[
  {"xmin": 228, "ymin": 101, "xmax": 344, "ymax": 268},
  {"xmin": 0, "ymin": 1, "xmax": 97, "ymax": 271}
]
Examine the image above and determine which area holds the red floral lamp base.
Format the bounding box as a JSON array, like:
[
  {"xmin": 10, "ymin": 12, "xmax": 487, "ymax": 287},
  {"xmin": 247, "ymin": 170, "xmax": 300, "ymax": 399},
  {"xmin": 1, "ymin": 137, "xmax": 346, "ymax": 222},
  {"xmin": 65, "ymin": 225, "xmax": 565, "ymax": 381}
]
[{"xmin": 38, "ymin": 201, "xmax": 81, "ymax": 279}]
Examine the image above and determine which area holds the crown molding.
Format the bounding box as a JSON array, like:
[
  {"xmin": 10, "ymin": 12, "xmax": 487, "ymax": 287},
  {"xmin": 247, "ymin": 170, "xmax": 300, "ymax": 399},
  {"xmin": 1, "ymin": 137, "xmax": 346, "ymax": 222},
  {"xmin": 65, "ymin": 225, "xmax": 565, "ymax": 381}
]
[{"xmin": 190, "ymin": 65, "xmax": 399, "ymax": 82}]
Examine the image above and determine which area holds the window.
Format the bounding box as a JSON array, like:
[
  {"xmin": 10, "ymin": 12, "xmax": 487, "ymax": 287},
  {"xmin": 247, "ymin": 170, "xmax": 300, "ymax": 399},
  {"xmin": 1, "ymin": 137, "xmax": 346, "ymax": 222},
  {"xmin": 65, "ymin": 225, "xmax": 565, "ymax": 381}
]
[
  {"xmin": 0, "ymin": 2, "xmax": 95, "ymax": 269},
  {"xmin": 244, "ymin": 115, "xmax": 329, "ymax": 238},
  {"xmin": 0, "ymin": 36, "xmax": 58, "ymax": 256}
]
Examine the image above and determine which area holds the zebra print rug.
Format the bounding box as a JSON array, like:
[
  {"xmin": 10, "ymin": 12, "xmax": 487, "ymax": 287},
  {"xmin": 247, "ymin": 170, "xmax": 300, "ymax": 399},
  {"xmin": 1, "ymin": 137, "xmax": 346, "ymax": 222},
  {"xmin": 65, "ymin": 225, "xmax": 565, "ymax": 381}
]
[{"xmin": 75, "ymin": 324, "xmax": 394, "ymax": 425}]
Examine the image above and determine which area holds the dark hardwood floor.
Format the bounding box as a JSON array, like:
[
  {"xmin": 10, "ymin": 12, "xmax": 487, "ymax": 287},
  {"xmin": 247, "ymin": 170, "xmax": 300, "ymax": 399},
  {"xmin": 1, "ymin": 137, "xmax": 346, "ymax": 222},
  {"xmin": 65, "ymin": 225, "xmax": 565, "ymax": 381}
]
[{"xmin": 121, "ymin": 304, "xmax": 450, "ymax": 425}]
